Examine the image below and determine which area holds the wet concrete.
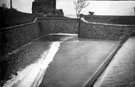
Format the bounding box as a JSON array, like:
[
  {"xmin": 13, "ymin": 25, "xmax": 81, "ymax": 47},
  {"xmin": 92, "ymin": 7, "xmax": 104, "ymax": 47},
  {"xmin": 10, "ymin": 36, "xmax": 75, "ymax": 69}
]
[
  {"xmin": 1, "ymin": 33, "xmax": 120, "ymax": 87},
  {"xmin": 93, "ymin": 37, "xmax": 135, "ymax": 87},
  {"xmin": 1, "ymin": 34, "xmax": 76, "ymax": 86},
  {"xmin": 1, "ymin": 40, "xmax": 51, "ymax": 84},
  {"xmin": 39, "ymin": 37, "xmax": 119, "ymax": 87}
]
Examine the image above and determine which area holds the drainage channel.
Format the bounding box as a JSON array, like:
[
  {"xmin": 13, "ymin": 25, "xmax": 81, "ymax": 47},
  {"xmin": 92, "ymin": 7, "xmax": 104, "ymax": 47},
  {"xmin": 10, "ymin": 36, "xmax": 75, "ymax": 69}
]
[
  {"xmin": 84, "ymin": 37, "xmax": 128, "ymax": 87},
  {"xmin": 3, "ymin": 42, "xmax": 60, "ymax": 87},
  {"xmin": 3, "ymin": 35, "xmax": 74, "ymax": 87}
]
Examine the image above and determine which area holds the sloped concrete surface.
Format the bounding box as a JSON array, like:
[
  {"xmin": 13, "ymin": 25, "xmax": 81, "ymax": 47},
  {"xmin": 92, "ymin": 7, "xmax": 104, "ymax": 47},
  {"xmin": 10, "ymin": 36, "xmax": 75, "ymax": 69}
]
[
  {"xmin": 93, "ymin": 37, "xmax": 135, "ymax": 87},
  {"xmin": 1, "ymin": 34, "xmax": 75, "ymax": 87},
  {"xmin": 39, "ymin": 38, "xmax": 119, "ymax": 87},
  {"xmin": 1, "ymin": 34, "xmax": 119, "ymax": 87}
]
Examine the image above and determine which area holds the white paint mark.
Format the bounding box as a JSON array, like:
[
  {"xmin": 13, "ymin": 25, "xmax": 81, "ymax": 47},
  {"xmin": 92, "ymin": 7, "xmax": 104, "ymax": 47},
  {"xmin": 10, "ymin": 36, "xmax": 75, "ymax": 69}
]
[
  {"xmin": 49, "ymin": 33, "xmax": 78, "ymax": 36},
  {"xmin": 3, "ymin": 42, "xmax": 61, "ymax": 87},
  {"xmin": 65, "ymin": 40, "xmax": 79, "ymax": 43}
]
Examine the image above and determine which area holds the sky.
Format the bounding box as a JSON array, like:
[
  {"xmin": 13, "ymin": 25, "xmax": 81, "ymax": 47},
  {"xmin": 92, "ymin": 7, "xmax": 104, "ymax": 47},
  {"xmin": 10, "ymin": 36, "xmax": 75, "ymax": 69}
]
[
  {"xmin": 0, "ymin": 0, "xmax": 135, "ymax": 17},
  {"xmin": 57, "ymin": 1, "xmax": 135, "ymax": 17},
  {"xmin": 0, "ymin": 0, "xmax": 34, "ymax": 12}
]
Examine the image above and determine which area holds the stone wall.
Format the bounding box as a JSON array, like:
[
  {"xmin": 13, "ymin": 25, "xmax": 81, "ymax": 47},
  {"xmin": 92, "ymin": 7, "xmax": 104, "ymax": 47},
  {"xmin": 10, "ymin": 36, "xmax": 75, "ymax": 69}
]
[
  {"xmin": 84, "ymin": 15, "xmax": 135, "ymax": 25},
  {"xmin": 38, "ymin": 18, "xmax": 78, "ymax": 35},
  {"xmin": 79, "ymin": 21, "xmax": 135, "ymax": 40},
  {"xmin": 0, "ymin": 21, "xmax": 39, "ymax": 58}
]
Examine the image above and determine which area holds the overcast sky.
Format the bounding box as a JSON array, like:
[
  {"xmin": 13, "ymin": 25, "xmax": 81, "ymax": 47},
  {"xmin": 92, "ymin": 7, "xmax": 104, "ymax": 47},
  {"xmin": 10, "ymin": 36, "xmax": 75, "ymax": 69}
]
[
  {"xmin": 0, "ymin": 0, "xmax": 34, "ymax": 12},
  {"xmin": 0, "ymin": 0, "xmax": 135, "ymax": 17},
  {"xmin": 57, "ymin": 1, "xmax": 135, "ymax": 17}
]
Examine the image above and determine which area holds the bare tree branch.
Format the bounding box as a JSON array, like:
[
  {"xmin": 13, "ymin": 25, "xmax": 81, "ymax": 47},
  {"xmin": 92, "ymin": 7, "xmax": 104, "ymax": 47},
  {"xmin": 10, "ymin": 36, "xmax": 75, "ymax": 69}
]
[{"xmin": 74, "ymin": 0, "xmax": 89, "ymax": 18}]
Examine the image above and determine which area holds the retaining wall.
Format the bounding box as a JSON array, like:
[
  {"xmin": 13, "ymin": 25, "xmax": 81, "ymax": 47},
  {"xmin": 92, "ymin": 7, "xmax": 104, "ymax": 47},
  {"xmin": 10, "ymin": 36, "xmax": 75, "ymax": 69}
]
[
  {"xmin": 79, "ymin": 20, "xmax": 135, "ymax": 40},
  {"xmin": 84, "ymin": 15, "xmax": 135, "ymax": 25},
  {"xmin": 38, "ymin": 18, "xmax": 78, "ymax": 35},
  {"xmin": 0, "ymin": 19, "xmax": 39, "ymax": 58},
  {"xmin": 1, "ymin": 16, "xmax": 134, "ymax": 57}
]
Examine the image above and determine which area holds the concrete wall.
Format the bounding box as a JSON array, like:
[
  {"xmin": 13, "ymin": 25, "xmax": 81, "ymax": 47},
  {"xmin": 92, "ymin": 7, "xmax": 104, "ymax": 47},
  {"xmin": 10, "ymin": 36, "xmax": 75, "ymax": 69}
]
[
  {"xmin": 38, "ymin": 18, "xmax": 78, "ymax": 35},
  {"xmin": 79, "ymin": 21, "xmax": 135, "ymax": 40},
  {"xmin": 0, "ymin": 21, "xmax": 39, "ymax": 58}
]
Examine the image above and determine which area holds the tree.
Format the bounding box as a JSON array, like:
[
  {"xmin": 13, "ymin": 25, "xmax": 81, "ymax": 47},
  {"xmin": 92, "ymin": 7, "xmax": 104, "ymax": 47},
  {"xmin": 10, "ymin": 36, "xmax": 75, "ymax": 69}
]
[{"xmin": 74, "ymin": 0, "xmax": 89, "ymax": 18}]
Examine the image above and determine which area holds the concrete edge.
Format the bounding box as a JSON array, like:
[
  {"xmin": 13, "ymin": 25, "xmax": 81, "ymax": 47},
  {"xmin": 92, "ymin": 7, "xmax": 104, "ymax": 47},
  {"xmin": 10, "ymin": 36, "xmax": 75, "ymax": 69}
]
[{"xmin": 84, "ymin": 37, "xmax": 128, "ymax": 87}]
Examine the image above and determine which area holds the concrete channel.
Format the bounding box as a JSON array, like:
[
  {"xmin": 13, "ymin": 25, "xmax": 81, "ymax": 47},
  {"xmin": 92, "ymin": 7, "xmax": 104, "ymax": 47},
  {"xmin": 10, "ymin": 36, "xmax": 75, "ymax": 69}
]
[
  {"xmin": 84, "ymin": 36, "xmax": 128, "ymax": 87},
  {"xmin": 1, "ymin": 33, "xmax": 129, "ymax": 87}
]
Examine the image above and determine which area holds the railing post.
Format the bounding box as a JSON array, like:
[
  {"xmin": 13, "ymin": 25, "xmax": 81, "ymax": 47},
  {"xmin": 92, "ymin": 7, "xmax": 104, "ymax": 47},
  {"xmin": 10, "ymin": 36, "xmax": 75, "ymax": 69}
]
[
  {"xmin": 10, "ymin": 0, "xmax": 13, "ymax": 9},
  {"xmin": 78, "ymin": 17, "xmax": 81, "ymax": 37}
]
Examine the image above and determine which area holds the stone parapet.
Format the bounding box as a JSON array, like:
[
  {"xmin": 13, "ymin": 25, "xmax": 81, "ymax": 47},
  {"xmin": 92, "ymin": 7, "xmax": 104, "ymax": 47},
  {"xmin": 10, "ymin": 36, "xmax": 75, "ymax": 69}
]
[{"xmin": 79, "ymin": 19, "xmax": 135, "ymax": 40}]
